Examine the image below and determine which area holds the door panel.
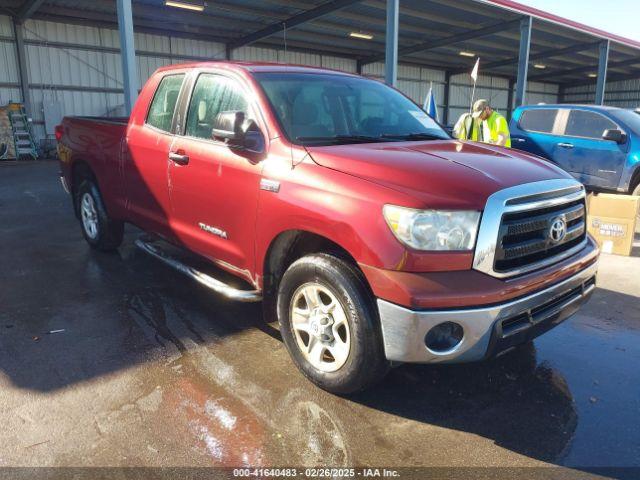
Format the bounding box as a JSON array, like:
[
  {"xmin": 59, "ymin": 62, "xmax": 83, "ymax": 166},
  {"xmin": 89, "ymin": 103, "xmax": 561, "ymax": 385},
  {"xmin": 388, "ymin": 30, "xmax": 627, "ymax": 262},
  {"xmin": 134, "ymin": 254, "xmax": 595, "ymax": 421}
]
[
  {"xmin": 512, "ymin": 108, "xmax": 563, "ymax": 165},
  {"xmin": 168, "ymin": 73, "xmax": 263, "ymax": 281},
  {"xmin": 559, "ymin": 109, "xmax": 626, "ymax": 189},
  {"xmin": 124, "ymin": 73, "xmax": 185, "ymax": 237}
]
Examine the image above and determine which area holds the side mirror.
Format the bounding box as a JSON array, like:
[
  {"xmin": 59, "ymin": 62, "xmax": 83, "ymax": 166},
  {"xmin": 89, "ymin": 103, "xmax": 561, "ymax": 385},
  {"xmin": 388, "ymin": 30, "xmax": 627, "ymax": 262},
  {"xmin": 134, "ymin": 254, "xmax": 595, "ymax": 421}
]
[
  {"xmin": 212, "ymin": 111, "xmax": 245, "ymax": 142},
  {"xmin": 602, "ymin": 129, "xmax": 626, "ymax": 144},
  {"xmin": 212, "ymin": 111, "xmax": 265, "ymax": 154}
]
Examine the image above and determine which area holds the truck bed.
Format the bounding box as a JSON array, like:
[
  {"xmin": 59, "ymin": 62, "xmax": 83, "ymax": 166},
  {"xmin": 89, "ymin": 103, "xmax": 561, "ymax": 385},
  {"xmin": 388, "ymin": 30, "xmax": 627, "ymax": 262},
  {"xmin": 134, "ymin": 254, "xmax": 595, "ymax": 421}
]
[
  {"xmin": 58, "ymin": 116, "xmax": 130, "ymax": 211},
  {"xmin": 69, "ymin": 116, "xmax": 129, "ymax": 126}
]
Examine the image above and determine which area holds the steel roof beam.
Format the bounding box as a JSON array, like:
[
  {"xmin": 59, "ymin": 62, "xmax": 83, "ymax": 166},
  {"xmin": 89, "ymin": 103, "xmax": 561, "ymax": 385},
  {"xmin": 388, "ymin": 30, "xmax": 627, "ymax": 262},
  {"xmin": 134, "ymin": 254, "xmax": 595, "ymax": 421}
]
[
  {"xmin": 360, "ymin": 18, "xmax": 521, "ymax": 65},
  {"xmin": 565, "ymin": 69, "xmax": 640, "ymax": 87},
  {"xmin": 530, "ymin": 55, "xmax": 640, "ymax": 81},
  {"xmin": 17, "ymin": 0, "xmax": 45, "ymax": 22},
  {"xmin": 228, "ymin": 0, "xmax": 362, "ymax": 50},
  {"xmin": 449, "ymin": 41, "xmax": 600, "ymax": 75}
]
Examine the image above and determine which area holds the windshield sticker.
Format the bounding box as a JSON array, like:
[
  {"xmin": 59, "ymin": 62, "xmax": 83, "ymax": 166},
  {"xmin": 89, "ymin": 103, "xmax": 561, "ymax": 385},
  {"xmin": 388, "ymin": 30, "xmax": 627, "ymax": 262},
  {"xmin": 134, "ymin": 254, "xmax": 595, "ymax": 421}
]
[{"xmin": 409, "ymin": 111, "xmax": 435, "ymax": 127}]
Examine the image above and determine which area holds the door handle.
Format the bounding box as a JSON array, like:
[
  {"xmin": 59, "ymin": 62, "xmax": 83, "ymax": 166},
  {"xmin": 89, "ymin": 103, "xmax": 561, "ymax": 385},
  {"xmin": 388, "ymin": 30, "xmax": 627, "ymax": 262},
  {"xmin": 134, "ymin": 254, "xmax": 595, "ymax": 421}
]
[
  {"xmin": 169, "ymin": 151, "xmax": 189, "ymax": 165},
  {"xmin": 513, "ymin": 137, "xmax": 525, "ymax": 143},
  {"xmin": 558, "ymin": 142, "xmax": 574, "ymax": 149}
]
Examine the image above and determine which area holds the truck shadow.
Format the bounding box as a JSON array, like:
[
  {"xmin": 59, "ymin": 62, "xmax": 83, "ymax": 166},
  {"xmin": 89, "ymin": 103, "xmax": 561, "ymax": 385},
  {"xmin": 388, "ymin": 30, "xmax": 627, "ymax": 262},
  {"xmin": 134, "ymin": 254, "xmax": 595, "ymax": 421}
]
[{"xmin": 351, "ymin": 343, "xmax": 578, "ymax": 463}]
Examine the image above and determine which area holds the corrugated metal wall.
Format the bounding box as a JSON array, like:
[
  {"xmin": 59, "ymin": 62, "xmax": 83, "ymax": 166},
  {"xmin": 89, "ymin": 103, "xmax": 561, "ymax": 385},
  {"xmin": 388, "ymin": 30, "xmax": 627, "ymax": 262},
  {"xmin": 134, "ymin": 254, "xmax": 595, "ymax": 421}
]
[
  {"xmin": 527, "ymin": 81, "xmax": 560, "ymax": 105},
  {"xmin": 449, "ymin": 73, "xmax": 510, "ymax": 124},
  {"xmin": 0, "ymin": 16, "xmax": 21, "ymax": 107},
  {"xmin": 0, "ymin": 13, "xmax": 561, "ymax": 147},
  {"xmin": 564, "ymin": 78, "xmax": 640, "ymax": 108},
  {"xmin": 361, "ymin": 63, "xmax": 446, "ymax": 119},
  {"xmin": 21, "ymin": 18, "xmax": 226, "ymax": 141}
]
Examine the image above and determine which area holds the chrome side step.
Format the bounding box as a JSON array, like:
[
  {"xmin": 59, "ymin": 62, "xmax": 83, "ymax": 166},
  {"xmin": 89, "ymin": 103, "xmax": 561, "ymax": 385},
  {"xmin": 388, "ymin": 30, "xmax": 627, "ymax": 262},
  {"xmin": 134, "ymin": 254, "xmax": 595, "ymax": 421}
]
[{"xmin": 135, "ymin": 239, "xmax": 262, "ymax": 302}]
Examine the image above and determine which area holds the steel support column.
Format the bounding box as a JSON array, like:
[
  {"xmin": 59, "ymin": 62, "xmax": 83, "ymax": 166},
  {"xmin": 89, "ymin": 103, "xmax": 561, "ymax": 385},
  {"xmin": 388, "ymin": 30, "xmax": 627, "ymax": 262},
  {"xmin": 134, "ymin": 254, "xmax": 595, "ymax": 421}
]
[
  {"xmin": 443, "ymin": 71, "xmax": 451, "ymax": 126},
  {"xmin": 595, "ymin": 40, "xmax": 610, "ymax": 105},
  {"xmin": 514, "ymin": 16, "xmax": 532, "ymax": 107},
  {"xmin": 384, "ymin": 0, "xmax": 399, "ymax": 86},
  {"xmin": 116, "ymin": 0, "xmax": 138, "ymax": 114},
  {"xmin": 558, "ymin": 84, "xmax": 566, "ymax": 104},
  {"xmin": 12, "ymin": 19, "xmax": 31, "ymax": 116},
  {"xmin": 506, "ymin": 78, "xmax": 515, "ymax": 121}
]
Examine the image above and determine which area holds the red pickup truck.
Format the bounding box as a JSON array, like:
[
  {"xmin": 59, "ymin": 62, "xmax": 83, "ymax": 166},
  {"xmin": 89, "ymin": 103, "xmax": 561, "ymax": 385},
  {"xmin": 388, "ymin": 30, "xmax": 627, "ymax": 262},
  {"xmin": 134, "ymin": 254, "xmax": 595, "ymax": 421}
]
[{"xmin": 57, "ymin": 62, "xmax": 599, "ymax": 394}]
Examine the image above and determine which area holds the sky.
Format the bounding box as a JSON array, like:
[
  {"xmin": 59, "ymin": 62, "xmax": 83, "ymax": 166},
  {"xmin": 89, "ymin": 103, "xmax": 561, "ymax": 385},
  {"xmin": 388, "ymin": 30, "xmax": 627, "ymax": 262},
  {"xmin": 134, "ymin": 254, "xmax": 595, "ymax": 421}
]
[{"xmin": 518, "ymin": 0, "xmax": 640, "ymax": 42}]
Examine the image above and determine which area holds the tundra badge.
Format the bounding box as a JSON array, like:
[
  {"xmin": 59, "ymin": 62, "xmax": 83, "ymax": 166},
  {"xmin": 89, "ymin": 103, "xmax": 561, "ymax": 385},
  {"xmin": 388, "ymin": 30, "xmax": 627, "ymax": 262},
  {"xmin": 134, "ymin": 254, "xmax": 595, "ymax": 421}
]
[
  {"xmin": 199, "ymin": 223, "xmax": 228, "ymax": 239},
  {"xmin": 260, "ymin": 178, "xmax": 280, "ymax": 193}
]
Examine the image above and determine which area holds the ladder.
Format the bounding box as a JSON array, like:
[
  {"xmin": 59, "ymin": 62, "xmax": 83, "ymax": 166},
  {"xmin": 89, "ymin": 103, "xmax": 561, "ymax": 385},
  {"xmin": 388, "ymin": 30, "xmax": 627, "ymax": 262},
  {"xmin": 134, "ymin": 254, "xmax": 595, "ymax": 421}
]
[{"xmin": 8, "ymin": 104, "xmax": 37, "ymax": 160}]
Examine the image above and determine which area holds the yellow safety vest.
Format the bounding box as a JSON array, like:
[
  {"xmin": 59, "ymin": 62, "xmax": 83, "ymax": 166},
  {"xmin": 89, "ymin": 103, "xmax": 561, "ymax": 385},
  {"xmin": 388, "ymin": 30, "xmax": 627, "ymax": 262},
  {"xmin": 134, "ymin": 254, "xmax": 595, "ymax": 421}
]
[
  {"xmin": 482, "ymin": 111, "xmax": 511, "ymax": 148},
  {"xmin": 453, "ymin": 114, "xmax": 480, "ymax": 141}
]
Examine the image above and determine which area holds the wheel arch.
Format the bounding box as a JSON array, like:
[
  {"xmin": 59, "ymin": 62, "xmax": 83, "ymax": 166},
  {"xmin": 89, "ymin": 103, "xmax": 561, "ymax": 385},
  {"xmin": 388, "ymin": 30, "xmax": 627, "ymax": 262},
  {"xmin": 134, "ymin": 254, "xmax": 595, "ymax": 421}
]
[{"xmin": 260, "ymin": 229, "xmax": 372, "ymax": 321}]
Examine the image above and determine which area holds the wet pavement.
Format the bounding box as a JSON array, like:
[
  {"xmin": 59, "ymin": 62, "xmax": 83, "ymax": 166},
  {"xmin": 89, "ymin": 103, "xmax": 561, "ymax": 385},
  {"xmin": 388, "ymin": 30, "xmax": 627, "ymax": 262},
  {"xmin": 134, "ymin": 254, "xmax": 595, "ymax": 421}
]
[{"xmin": 0, "ymin": 161, "xmax": 639, "ymax": 475}]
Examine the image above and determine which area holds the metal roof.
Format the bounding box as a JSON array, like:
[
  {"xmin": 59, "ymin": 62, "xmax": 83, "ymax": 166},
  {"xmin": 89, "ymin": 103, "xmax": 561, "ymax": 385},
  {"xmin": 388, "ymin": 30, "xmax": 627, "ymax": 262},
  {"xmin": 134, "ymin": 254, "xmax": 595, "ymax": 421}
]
[{"xmin": 3, "ymin": 0, "xmax": 640, "ymax": 86}]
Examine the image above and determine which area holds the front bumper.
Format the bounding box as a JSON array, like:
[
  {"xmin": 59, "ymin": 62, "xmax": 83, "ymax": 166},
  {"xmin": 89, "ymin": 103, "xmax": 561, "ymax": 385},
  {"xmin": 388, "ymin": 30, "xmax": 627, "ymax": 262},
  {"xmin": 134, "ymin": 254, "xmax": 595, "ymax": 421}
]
[{"xmin": 377, "ymin": 260, "xmax": 597, "ymax": 363}]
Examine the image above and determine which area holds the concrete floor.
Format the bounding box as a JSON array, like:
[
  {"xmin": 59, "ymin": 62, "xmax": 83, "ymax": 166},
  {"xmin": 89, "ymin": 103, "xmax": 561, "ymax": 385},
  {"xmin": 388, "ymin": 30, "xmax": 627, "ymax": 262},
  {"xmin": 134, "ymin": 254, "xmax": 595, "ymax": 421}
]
[{"xmin": 1, "ymin": 161, "xmax": 639, "ymax": 474}]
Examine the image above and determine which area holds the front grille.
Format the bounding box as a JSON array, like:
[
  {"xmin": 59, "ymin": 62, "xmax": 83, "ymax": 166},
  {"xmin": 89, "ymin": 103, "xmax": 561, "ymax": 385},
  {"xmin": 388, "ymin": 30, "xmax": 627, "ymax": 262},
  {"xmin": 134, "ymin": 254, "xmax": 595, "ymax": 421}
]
[{"xmin": 494, "ymin": 198, "xmax": 587, "ymax": 273}]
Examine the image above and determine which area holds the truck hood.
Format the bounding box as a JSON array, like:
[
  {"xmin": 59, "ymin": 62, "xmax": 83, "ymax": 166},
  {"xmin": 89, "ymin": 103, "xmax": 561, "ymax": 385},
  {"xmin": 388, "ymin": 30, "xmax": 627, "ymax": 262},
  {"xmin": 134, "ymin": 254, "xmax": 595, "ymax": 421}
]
[{"xmin": 304, "ymin": 140, "xmax": 570, "ymax": 209}]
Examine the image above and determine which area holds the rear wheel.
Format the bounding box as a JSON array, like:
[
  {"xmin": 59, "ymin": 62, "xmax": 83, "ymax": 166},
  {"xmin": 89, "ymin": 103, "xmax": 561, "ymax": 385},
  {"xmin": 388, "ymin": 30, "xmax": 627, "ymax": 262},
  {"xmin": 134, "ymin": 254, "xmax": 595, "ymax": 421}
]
[
  {"xmin": 76, "ymin": 180, "xmax": 124, "ymax": 251},
  {"xmin": 277, "ymin": 254, "xmax": 389, "ymax": 394}
]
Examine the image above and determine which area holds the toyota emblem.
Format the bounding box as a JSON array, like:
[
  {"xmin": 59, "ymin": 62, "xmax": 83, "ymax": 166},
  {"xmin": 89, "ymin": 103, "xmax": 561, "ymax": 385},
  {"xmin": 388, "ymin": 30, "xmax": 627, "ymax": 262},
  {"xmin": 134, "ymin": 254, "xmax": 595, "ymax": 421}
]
[{"xmin": 549, "ymin": 216, "xmax": 567, "ymax": 244}]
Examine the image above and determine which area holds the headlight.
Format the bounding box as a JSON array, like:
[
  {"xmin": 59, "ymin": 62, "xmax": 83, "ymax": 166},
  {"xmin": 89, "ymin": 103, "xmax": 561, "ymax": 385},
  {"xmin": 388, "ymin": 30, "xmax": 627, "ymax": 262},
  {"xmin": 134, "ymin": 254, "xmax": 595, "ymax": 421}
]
[{"xmin": 383, "ymin": 205, "xmax": 480, "ymax": 251}]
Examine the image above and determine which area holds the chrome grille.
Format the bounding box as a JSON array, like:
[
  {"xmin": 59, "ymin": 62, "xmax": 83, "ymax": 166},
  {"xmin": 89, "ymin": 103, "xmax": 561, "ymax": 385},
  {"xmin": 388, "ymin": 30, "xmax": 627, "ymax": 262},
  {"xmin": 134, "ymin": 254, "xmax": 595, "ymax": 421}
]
[
  {"xmin": 495, "ymin": 200, "xmax": 586, "ymax": 272},
  {"xmin": 473, "ymin": 179, "xmax": 588, "ymax": 278}
]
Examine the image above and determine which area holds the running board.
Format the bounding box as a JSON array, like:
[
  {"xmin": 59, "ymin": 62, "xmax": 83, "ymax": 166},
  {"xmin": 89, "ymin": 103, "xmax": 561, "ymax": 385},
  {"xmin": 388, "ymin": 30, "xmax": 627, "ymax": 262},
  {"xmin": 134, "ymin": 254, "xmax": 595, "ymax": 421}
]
[{"xmin": 135, "ymin": 239, "xmax": 262, "ymax": 302}]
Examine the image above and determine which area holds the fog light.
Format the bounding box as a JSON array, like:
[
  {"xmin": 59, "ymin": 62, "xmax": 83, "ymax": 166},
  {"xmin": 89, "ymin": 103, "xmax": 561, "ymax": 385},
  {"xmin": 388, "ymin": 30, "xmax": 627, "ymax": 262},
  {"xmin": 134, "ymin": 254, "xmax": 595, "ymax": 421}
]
[{"xmin": 425, "ymin": 322, "xmax": 464, "ymax": 353}]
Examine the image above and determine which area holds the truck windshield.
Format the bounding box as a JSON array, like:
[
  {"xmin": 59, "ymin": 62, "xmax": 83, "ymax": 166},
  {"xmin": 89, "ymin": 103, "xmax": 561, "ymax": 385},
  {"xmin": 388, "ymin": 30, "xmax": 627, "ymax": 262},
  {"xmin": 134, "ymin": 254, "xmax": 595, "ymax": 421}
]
[{"xmin": 254, "ymin": 72, "xmax": 449, "ymax": 146}]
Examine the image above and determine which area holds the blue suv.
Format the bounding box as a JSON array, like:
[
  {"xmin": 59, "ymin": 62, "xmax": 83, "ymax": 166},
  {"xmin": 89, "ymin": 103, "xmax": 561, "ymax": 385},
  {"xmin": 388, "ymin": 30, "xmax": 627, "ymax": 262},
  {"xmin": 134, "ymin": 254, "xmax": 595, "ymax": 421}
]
[{"xmin": 510, "ymin": 105, "xmax": 640, "ymax": 195}]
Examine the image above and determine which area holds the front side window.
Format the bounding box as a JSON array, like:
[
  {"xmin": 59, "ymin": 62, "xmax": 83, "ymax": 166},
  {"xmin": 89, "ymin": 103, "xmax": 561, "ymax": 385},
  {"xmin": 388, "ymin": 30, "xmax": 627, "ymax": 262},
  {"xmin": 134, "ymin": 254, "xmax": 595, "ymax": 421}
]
[
  {"xmin": 254, "ymin": 72, "xmax": 449, "ymax": 145},
  {"xmin": 564, "ymin": 110, "xmax": 616, "ymax": 139},
  {"xmin": 185, "ymin": 74, "xmax": 249, "ymax": 140},
  {"xmin": 518, "ymin": 108, "xmax": 558, "ymax": 134},
  {"xmin": 610, "ymin": 109, "xmax": 640, "ymax": 136},
  {"xmin": 146, "ymin": 74, "xmax": 185, "ymax": 132}
]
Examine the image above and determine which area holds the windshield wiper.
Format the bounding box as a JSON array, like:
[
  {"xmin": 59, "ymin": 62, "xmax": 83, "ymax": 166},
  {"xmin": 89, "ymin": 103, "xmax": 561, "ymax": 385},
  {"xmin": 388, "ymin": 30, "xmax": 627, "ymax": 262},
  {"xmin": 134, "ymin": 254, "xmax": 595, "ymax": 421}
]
[
  {"xmin": 380, "ymin": 132, "xmax": 446, "ymax": 141},
  {"xmin": 297, "ymin": 135, "xmax": 388, "ymax": 144}
]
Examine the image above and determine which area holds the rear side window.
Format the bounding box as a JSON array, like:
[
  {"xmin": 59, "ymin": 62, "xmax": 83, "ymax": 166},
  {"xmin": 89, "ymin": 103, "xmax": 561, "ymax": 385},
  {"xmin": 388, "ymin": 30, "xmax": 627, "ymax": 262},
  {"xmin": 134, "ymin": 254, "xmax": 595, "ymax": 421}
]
[
  {"xmin": 564, "ymin": 110, "xmax": 616, "ymax": 139},
  {"xmin": 519, "ymin": 109, "xmax": 558, "ymax": 133},
  {"xmin": 146, "ymin": 74, "xmax": 185, "ymax": 132},
  {"xmin": 185, "ymin": 74, "xmax": 249, "ymax": 140}
]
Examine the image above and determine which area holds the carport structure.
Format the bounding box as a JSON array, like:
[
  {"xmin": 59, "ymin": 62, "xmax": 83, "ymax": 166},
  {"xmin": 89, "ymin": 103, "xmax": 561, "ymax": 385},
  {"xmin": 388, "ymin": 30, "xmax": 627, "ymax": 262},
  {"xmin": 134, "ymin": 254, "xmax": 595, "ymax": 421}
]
[{"xmin": 2, "ymin": 0, "xmax": 640, "ymax": 132}]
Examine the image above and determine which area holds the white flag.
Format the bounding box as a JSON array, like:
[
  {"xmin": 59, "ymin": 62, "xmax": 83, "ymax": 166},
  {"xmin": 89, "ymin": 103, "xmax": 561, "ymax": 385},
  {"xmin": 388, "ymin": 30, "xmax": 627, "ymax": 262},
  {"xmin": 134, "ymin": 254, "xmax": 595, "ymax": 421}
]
[{"xmin": 470, "ymin": 58, "xmax": 480, "ymax": 82}]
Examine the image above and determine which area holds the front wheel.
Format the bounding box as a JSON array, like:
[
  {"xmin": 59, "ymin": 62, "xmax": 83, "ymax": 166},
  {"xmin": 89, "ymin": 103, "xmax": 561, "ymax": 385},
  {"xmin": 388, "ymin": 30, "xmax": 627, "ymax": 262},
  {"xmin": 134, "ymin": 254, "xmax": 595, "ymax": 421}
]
[{"xmin": 277, "ymin": 254, "xmax": 389, "ymax": 394}]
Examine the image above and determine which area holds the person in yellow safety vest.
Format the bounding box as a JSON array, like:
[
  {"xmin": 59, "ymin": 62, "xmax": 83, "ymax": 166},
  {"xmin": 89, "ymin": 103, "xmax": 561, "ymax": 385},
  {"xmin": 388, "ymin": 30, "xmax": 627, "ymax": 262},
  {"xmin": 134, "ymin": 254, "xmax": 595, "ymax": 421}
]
[
  {"xmin": 471, "ymin": 99, "xmax": 511, "ymax": 148},
  {"xmin": 452, "ymin": 112, "xmax": 481, "ymax": 141}
]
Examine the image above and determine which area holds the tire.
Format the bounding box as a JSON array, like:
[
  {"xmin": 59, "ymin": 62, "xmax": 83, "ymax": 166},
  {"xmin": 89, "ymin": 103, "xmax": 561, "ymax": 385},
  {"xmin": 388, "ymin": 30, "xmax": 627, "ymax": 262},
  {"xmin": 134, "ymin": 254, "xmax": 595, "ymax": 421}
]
[
  {"xmin": 75, "ymin": 179, "xmax": 124, "ymax": 251},
  {"xmin": 277, "ymin": 253, "xmax": 389, "ymax": 394}
]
